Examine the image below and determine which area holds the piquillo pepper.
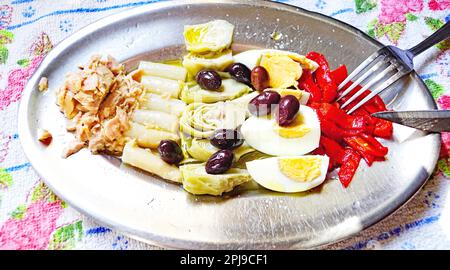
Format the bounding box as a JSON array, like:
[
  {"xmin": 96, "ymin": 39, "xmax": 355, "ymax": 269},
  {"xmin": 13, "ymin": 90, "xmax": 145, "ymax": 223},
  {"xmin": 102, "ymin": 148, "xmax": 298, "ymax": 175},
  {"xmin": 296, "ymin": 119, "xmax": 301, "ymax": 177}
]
[
  {"xmin": 338, "ymin": 149, "xmax": 361, "ymax": 188},
  {"xmin": 306, "ymin": 52, "xmax": 338, "ymax": 103},
  {"xmin": 320, "ymin": 120, "xmax": 345, "ymax": 141},
  {"xmin": 304, "ymin": 52, "xmax": 392, "ymax": 188},
  {"xmin": 320, "ymin": 136, "xmax": 345, "ymax": 167},
  {"xmin": 373, "ymin": 118, "xmax": 393, "ymax": 138},
  {"xmin": 320, "ymin": 118, "xmax": 364, "ymax": 140},
  {"xmin": 298, "ymin": 69, "xmax": 322, "ymax": 103},
  {"xmin": 331, "ymin": 64, "xmax": 348, "ymax": 85},
  {"xmin": 314, "ymin": 102, "xmax": 367, "ymax": 132},
  {"xmin": 359, "ymin": 133, "xmax": 389, "ymax": 155},
  {"xmin": 343, "ymin": 135, "xmax": 387, "ymax": 158},
  {"xmin": 312, "ymin": 144, "xmax": 326, "ymax": 156},
  {"xmin": 337, "ymin": 84, "xmax": 386, "ymax": 114}
]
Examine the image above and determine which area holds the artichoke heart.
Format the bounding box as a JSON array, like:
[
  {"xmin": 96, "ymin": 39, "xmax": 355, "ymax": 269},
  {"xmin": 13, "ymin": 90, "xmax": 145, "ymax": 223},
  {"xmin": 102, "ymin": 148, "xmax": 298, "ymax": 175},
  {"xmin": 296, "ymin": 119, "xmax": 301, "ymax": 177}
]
[
  {"xmin": 187, "ymin": 138, "xmax": 217, "ymax": 161},
  {"xmin": 183, "ymin": 20, "xmax": 234, "ymax": 53},
  {"xmin": 180, "ymin": 163, "xmax": 252, "ymax": 195},
  {"xmin": 180, "ymin": 101, "xmax": 247, "ymax": 138},
  {"xmin": 187, "ymin": 139, "xmax": 255, "ymax": 162},
  {"xmin": 181, "ymin": 78, "xmax": 251, "ymax": 104},
  {"xmin": 182, "ymin": 50, "xmax": 234, "ymax": 76}
]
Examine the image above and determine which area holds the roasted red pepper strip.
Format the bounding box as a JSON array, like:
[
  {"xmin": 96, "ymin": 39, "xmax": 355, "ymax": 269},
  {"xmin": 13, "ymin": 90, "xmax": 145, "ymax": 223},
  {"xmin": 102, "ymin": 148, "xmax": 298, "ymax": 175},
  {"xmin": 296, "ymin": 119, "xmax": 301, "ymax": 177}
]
[
  {"xmin": 359, "ymin": 133, "xmax": 389, "ymax": 155},
  {"xmin": 349, "ymin": 115, "xmax": 367, "ymax": 130},
  {"xmin": 338, "ymin": 149, "xmax": 361, "ymax": 188},
  {"xmin": 352, "ymin": 110, "xmax": 376, "ymax": 135},
  {"xmin": 331, "ymin": 65, "xmax": 348, "ymax": 85},
  {"xmin": 312, "ymin": 144, "xmax": 326, "ymax": 155},
  {"xmin": 359, "ymin": 151, "xmax": 375, "ymax": 166},
  {"xmin": 306, "ymin": 52, "xmax": 338, "ymax": 103},
  {"xmin": 373, "ymin": 118, "xmax": 393, "ymax": 138},
  {"xmin": 298, "ymin": 69, "xmax": 322, "ymax": 103},
  {"xmin": 320, "ymin": 119, "xmax": 364, "ymax": 141},
  {"xmin": 314, "ymin": 103, "xmax": 366, "ymax": 131},
  {"xmin": 321, "ymin": 120, "xmax": 344, "ymax": 141},
  {"xmin": 363, "ymin": 115, "xmax": 376, "ymax": 135},
  {"xmin": 337, "ymin": 83, "xmax": 387, "ymax": 114},
  {"xmin": 343, "ymin": 136, "xmax": 387, "ymax": 157},
  {"xmin": 370, "ymin": 95, "xmax": 387, "ymax": 111},
  {"xmin": 320, "ymin": 136, "xmax": 345, "ymax": 167},
  {"xmin": 351, "ymin": 106, "xmax": 369, "ymax": 116},
  {"xmin": 338, "ymin": 85, "xmax": 370, "ymax": 112},
  {"xmin": 362, "ymin": 102, "xmax": 381, "ymax": 114},
  {"xmin": 308, "ymin": 53, "xmax": 391, "ymax": 187},
  {"xmin": 314, "ymin": 103, "xmax": 347, "ymax": 124}
]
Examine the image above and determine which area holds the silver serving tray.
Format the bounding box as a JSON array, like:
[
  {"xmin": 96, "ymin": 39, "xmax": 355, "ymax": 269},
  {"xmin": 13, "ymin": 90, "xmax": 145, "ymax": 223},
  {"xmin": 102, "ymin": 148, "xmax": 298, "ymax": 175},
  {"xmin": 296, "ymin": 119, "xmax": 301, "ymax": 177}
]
[{"xmin": 18, "ymin": 0, "xmax": 440, "ymax": 249}]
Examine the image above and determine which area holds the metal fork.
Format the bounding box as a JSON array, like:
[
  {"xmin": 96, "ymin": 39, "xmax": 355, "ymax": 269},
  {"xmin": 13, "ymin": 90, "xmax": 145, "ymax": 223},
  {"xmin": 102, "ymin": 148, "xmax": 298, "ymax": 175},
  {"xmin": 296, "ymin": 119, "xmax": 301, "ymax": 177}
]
[{"xmin": 337, "ymin": 21, "xmax": 450, "ymax": 114}]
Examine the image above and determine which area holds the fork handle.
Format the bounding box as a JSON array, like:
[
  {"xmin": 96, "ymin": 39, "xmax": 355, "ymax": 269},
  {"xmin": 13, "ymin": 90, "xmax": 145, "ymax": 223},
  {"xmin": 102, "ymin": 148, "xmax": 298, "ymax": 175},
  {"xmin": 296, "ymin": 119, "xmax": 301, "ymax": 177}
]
[{"xmin": 408, "ymin": 21, "xmax": 450, "ymax": 56}]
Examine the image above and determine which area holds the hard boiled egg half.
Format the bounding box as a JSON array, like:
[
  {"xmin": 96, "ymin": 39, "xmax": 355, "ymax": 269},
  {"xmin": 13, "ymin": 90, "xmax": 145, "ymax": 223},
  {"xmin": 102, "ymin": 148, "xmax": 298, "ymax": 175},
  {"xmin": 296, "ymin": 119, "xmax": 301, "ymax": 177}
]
[
  {"xmin": 240, "ymin": 105, "xmax": 320, "ymax": 156},
  {"xmin": 246, "ymin": 155, "xmax": 329, "ymax": 193}
]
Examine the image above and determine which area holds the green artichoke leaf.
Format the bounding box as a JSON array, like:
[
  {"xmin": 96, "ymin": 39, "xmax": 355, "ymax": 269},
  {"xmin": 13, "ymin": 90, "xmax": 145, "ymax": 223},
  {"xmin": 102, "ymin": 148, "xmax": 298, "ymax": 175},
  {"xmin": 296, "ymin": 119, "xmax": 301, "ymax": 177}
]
[
  {"xmin": 183, "ymin": 20, "xmax": 234, "ymax": 53},
  {"xmin": 180, "ymin": 163, "xmax": 252, "ymax": 196},
  {"xmin": 181, "ymin": 78, "xmax": 251, "ymax": 104},
  {"xmin": 182, "ymin": 49, "xmax": 234, "ymax": 76},
  {"xmin": 187, "ymin": 139, "xmax": 255, "ymax": 162},
  {"xmin": 179, "ymin": 101, "xmax": 248, "ymax": 139}
]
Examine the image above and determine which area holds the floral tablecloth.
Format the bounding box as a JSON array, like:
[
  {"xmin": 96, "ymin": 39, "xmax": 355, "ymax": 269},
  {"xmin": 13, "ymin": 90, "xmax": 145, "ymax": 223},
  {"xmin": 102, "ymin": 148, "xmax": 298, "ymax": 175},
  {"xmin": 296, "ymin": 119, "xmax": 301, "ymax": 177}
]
[{"xmin": 0, "ymin": 0, "xmax": 449, "ymax": 250}]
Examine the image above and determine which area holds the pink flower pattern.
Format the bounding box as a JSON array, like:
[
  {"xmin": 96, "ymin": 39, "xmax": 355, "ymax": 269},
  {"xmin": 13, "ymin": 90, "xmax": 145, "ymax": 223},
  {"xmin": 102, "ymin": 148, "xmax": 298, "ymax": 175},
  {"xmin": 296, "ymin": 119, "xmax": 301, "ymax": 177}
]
[
  {"xmin": 428, "ymin": 0, "xmax": 450, "ymax": 10},
  {"xmin": 0, "ymin": 55, "xmax": 43, "ymax": 111},
  {"xmin": 0, "ymin": 200, "xmax": 64, "ymax": 250},
  {"xmin": 379, "ymin": 0, "xmax": 424, "ymax": 24}
]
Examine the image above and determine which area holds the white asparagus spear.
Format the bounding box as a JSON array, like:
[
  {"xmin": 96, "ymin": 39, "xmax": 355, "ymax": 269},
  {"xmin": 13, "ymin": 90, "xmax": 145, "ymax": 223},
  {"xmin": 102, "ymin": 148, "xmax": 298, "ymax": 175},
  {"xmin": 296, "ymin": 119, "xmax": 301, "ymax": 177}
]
[
  {"xmin": 131, "ymin": 109, "xmax": 179, "ymax": 133},
  {"xmin": 125, "ymin": 122, "xmax": 179, "ymax": 149},
  {"xmin": 122, "ymin": 140, "xmax": 182, "ymax": 183},
  {"xmin": 139, "ymin": 93, "xmax": 186, "ymax": 117},
  {"xmin": 139, "ymin": 61, "xmax": 187, "ymax": 81},
  {"xmin": 141, "ymin": 75, "xmax": 182, "ymax": 98}
]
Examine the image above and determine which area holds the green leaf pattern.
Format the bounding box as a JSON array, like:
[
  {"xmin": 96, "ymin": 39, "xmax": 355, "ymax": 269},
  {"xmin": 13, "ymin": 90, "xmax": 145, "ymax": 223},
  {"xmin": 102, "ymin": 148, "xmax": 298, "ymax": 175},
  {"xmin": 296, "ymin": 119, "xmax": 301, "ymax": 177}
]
[
  {"xmin": 0, "ymin": 30, "xmax": 14, "ymax": 64},
  {"xmin": 355, "ymin": 0, "xmax": 377, "ymax": 14}
]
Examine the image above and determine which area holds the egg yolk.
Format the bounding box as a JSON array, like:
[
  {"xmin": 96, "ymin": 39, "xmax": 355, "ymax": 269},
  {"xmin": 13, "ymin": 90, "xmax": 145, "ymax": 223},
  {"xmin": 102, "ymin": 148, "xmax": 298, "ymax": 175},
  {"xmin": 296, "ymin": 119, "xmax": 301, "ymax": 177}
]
[
  {"xmin": 278, "ymin": 157, "xmax": 322, "ymax": 182},
  {"xmin": 285, "ymin": 53, "xmax": 318, "ymax": 71},
  {"xmin": 273, "ymin": 114, "xmax": 311, "ymax": 138},
  {"xmin": 260, "ymin": 53, "xmax": 302, "ymax": 89}
]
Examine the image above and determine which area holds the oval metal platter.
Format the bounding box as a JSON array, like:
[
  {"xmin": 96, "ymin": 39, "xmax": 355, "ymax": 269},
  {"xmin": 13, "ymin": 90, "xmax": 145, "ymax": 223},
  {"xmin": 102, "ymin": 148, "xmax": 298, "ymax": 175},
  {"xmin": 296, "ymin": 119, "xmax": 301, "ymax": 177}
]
[{"xmin": 18, "ymin": 0, "xmax": 440, "ymax": 249}]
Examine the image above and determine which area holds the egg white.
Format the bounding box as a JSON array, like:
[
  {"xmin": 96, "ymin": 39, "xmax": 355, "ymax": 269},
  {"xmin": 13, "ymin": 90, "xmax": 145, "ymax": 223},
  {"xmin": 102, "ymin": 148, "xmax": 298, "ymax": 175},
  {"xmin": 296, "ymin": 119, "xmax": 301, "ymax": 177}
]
[
  {"xmin": 246, "ymin": 155, "xmax": 330, "ymax": 193},
  {"xmin": 240, "ymin": 105, "xmax": 320, "ymax": 156}
]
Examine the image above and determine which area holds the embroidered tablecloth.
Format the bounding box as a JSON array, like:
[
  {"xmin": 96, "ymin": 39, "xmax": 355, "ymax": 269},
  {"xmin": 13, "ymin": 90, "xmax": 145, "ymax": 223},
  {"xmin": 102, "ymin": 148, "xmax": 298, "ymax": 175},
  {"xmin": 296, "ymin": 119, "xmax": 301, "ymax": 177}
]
[{"xmin": 0, "ymin": 0, "xmax": 449, "ymax": 250}]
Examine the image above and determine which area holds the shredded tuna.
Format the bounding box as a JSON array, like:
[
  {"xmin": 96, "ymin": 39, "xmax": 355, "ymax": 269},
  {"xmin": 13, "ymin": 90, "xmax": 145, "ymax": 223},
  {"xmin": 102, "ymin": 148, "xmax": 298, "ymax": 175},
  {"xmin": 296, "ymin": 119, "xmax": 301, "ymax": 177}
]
[
  {"xmin": 57, "ymin": 55, "xmax": 143, "ymax": 157},
  {"xmin": 38, "ymin": 77, "xmax": 48, "ymax": 92},
  {"xmin": 62, "ymin": 141, "xmax": 86, "ymax": 158}
]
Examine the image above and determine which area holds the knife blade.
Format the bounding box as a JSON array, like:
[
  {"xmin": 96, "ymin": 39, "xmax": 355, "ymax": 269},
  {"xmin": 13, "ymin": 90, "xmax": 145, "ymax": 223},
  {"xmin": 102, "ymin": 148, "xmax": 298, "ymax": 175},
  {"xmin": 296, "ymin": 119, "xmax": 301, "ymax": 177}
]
[{"xmin": 372, "ymin": 110, "xmax": 450, "ymax": 132}]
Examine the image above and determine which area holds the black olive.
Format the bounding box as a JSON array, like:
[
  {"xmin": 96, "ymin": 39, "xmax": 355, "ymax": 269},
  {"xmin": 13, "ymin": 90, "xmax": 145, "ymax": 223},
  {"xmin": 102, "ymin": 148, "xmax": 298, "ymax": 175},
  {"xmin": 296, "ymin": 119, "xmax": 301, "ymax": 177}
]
[
  {"xmin": 210, "ymin": 129, "xmax": 244, "ymax": 150},
  {"xmin": 195, "ymin": 69, "xmax": 222, "ymax": 91},
  {"xmin": 226, "ymin": 63, "xmax": 251, "ymax": 85},
  {"xmin": 277, "ymin": 95, "xmax": 300, "ymax": 126},
  {"xmin": 157, "ymin": 140, "xmax": 183, "ymax": 165},
  {"xmin": 205, "ymin": 150, "xmax": 234, "ymax": 174},
  {"xmin": 248, "ymin": 90, "xmax": 281, "ymax": 116}
]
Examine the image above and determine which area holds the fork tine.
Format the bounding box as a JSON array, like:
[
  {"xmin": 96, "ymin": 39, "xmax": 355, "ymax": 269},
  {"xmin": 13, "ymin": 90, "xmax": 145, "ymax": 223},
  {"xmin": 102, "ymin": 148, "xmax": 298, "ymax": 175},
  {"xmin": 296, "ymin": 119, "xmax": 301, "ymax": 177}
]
[
  {"xmin": 337, "ymin": 50, "xmax": 382, "ymax": 91},
  {"xmin": 340, "ymin": 64, "xmax": 396, "ymax": 109},
  {"xmin": 347, "ymin": 71, "xmax": 405, "ymax": 114},
  {"xmin": 336, "ymin": 60, "xmax": 386, "ymax": 101}
]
